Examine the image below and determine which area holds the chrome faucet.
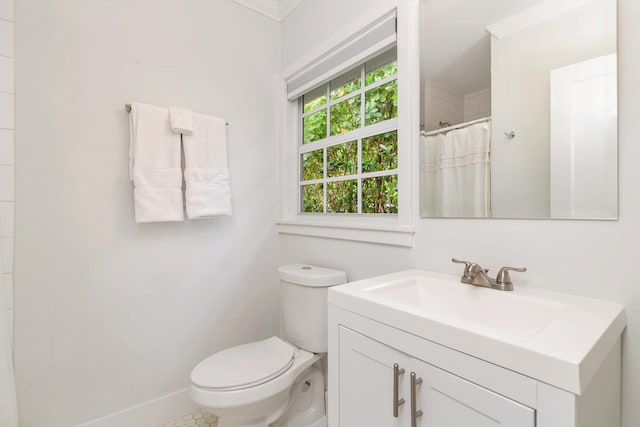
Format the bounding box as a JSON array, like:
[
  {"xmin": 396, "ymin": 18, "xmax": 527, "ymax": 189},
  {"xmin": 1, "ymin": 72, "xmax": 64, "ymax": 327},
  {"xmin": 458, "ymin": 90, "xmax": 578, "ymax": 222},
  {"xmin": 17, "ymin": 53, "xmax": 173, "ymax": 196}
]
[{"xmin": 452, "ymin": 259, "xmax": 526, "ymax": 291}]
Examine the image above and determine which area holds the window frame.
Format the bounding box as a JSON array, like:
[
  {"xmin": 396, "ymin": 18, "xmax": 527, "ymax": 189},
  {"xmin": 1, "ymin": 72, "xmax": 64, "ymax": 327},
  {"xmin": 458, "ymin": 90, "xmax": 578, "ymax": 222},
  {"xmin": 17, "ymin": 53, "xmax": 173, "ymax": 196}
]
[
  {"xmin": 278, "ymin": 3, "xmax": 419, "ymax": 247},
  {"xmin": 299, "ymin": 55, "xmax": 399, "ymax": 215}
]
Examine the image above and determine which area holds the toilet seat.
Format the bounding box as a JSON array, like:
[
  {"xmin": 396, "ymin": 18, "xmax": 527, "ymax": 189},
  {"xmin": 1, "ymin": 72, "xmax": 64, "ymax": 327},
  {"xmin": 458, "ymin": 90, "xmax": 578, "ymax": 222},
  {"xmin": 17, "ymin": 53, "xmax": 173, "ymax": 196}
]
[{"xmin": 191, "ymin": 337, "xmax": 296, "ymax": 391}]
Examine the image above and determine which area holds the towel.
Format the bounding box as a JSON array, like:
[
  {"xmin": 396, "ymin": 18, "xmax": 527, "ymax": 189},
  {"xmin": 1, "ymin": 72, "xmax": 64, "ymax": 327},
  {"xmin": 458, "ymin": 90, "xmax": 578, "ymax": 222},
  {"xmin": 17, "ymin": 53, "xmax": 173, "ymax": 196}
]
[
  {"xmin": 169, "ymin": 106, "xmax": 194, "ymax": 135},
  {"xmin": 129, "ymin": 102, "xmax": 184, "ymax": 222},
  {"xmin": 182, "ymin": 113, "xmax": 232, "ymax": 218}
]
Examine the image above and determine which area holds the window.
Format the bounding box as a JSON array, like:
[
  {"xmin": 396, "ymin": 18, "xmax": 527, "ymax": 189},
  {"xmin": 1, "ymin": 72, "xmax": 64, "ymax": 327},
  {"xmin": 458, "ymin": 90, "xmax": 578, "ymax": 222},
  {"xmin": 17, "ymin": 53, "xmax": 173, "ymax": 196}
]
[
  {"xmin": 278, "ymin": 9, "xmax": 415, "ymax": 247},
  {"xmin": 299, "ymin": 48, "xmax": 399, "ymax": 215}
]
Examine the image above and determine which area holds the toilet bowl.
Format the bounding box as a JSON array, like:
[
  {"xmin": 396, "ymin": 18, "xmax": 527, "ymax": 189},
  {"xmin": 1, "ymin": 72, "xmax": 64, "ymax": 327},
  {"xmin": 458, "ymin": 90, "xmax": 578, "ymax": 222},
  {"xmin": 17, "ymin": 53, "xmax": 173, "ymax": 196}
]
[{"xmin": 190, "ymin": 264, "xmax": 347, "ymax": 427}]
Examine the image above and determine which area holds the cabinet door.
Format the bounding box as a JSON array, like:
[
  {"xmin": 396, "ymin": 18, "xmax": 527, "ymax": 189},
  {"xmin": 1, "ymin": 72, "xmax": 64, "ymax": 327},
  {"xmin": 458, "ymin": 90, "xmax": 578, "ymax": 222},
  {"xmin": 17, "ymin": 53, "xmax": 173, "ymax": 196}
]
[
  {"xmin": 338, "ymin": 326, "xmax": 410, "ymax": 426},
  {"xmin": 413, "ymin": 359, "xmax": 535, "ymax": 427}
]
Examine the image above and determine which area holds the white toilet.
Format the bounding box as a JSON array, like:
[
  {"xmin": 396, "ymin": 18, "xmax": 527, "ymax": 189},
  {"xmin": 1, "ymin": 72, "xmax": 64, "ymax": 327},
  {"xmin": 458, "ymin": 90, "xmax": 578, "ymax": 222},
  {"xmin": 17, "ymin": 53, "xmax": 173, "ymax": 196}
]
[{"xmin": 190, "ymin": 264, "xmax": 347, "ymax": 427}]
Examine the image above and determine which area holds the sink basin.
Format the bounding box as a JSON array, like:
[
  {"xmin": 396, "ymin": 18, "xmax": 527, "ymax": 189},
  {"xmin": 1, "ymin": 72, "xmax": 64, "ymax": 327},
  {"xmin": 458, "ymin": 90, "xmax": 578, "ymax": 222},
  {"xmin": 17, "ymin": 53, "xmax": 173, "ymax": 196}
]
[
  {"xmin": 364, "ymin": 274, "xmax": 569, "ymax": 338},
  {"xmin": 328, "ymin": 269, "xmax": 626, "ymax": 394}
]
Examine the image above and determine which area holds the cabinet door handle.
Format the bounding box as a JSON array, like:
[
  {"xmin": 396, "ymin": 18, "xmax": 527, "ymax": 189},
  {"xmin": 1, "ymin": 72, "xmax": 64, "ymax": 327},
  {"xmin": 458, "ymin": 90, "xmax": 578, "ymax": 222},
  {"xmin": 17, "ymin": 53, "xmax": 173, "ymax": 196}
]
[
  {"xmin": 393, "ymin": 363, "xmax": 405, "ymax": 417},
  {"xmin": 410, "ymin": 372, "xmax": 423, "ymax": 427}
]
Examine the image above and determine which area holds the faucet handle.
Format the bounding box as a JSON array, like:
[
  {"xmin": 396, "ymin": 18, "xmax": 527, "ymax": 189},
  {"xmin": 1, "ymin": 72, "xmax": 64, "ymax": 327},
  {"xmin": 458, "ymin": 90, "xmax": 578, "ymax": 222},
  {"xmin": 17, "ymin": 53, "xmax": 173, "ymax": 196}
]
[
  {"xmin": 496, "ymin": 266, "xmax": 527, "ymax": 286},
  {"xmin": 452, "ymin": 258, "xmax": 472, "ymax": 272},
  {"xmin": 452, "ymin": 258, "xmax": 476, "ymax": 282}
]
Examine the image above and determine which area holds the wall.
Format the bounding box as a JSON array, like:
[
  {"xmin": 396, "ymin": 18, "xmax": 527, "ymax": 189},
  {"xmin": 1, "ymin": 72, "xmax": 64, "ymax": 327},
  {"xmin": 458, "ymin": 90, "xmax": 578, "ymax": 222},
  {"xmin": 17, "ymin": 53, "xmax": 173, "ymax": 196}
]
[
  {"xmin": 281, "ymin": 1, "xmax": 640, "ymax": 427},
  {"xmin": 421, "ymin": 82, "xmax": 490, "ymax": 132},
  {"xmin": 490, "ymin": 0, "xmax": 616, "ymax": 218},
  {"xmin": 14, "ymin": 1, "xmax": 281, "ymax": 426},
  {"xmin": 464, "ymin": 88, "xmax": 491, "ymax": 122},
  {"xmin": 0, "ymin": 0, "xmax": 14, "ymax": 351},
  {"xmin": 421, "ymin": 80, "xmax": 463, "ymax": 132}
]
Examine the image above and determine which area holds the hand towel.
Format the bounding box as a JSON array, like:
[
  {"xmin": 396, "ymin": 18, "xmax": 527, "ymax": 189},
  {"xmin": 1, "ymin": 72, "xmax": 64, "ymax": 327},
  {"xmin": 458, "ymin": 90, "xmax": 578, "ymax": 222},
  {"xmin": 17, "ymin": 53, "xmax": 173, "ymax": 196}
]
[
  {"xmin": 182, "ymin": 113, "xmax": 232, "ymax": 218},
  {"xmin": 169, "ymin": 106, "xmax": 194, "ymax": 135},
  {"xmin": 129, "ymin": 102, "xmax": 184, "ymax": 222}
]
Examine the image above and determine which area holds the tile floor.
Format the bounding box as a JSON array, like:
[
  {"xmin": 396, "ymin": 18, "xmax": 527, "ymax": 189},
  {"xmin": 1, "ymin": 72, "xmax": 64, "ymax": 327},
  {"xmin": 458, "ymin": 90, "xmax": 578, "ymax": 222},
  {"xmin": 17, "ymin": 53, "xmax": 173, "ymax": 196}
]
[{"xmin": 157, "ymin": 410, "xmax": 218, "ymax": 427}]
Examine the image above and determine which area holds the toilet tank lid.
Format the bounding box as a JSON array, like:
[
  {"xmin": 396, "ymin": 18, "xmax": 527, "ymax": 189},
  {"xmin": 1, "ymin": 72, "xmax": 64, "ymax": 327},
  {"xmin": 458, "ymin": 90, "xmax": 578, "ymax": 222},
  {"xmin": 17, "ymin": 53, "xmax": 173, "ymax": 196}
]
[{"xmin": 278, "ymin": 264, "xmax": 347, "ymax": 287}]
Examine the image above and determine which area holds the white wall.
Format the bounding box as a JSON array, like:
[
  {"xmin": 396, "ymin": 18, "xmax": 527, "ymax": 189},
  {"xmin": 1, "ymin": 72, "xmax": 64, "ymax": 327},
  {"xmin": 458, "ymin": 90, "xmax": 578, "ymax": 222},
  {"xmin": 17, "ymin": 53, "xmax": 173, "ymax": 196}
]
[
  {"xmin": 281, "ymin": 1, "xmax": 640, "ymax": 427},
  {"xmin": 421, "ymin": 83, "xmax": 490, "ymax": 132},
  {"xmin": 490, "ymin": 0, "xmax": 616, "ymax": 218},
  {"xmin": 0, "ymin": 0, "xmax": 14, "ymax": 352},
  {"xmin": 464, "ymin": 88, "xmax": 491, "ymax": 122},
  {"xmin": 421, "ymin": 80, "xmax": 463, "ymax": 132},
  {"xmin": 14, "ymin": 1, "xmax": 281, "ymax": 426}
]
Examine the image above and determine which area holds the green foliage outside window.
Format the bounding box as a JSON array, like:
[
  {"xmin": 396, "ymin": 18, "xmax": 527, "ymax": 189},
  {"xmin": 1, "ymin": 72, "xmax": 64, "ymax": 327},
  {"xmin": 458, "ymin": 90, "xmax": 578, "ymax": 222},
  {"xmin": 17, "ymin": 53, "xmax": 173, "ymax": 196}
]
[
  {"xmin": 327, "ymin": 180, "xmax": 358, "ymax": 213},
  {"xmin": 327, "ymin": 141, "xmax": 357, "ymax": 177},
  {"xmin": 301, "ymin": 58, "xmax": 399, "ymax": 214},
  {"xmin": 302, "ymin": 150, "xmax": 323, "ymax": 180},
  {"xmin": 302, "ymin": 184, "xmax": 324, "ymax": 213}
]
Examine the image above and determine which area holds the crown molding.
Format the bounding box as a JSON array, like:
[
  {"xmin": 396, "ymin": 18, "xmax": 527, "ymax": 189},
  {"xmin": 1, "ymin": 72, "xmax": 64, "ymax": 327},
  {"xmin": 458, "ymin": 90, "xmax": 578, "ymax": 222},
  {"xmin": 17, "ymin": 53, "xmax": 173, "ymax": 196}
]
[
  {"xmin": 231, "ymin": 0, "xmax": 304, "ymax": 21},
  {"xmin": 487, "ymin": 0, "xmax": 594, "ymax": 39},
  {"xmin": 277, "ymin": 0, "xmax": 304, "ymax": 19}
]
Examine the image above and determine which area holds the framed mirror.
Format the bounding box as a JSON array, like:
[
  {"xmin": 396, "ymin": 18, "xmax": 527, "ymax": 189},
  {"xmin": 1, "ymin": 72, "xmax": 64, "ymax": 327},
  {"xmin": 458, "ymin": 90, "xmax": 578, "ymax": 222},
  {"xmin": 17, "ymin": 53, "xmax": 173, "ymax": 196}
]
[{"xmin": 419, "ymin": 0, "xmax": 617, "ymax": 219}]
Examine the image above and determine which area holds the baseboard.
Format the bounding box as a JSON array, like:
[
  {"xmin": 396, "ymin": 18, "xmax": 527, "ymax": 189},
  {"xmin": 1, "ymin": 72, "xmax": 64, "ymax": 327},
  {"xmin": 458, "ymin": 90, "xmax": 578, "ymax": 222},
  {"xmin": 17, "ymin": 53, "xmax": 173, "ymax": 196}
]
[{"xmin": 75, "ymin": 388, "xmax": 198, "ymax": 427}]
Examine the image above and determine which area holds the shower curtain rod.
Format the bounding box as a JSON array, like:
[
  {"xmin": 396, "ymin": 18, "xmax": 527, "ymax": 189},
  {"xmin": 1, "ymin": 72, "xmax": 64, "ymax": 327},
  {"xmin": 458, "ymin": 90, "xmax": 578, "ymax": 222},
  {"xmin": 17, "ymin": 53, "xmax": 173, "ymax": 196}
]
[
  {"xmin": 421, "ymin": 116, "xmax": 490, "ymax": 137},
  {"xmin": 125, "ymin": 104, "xmax": 229, "ymax": 126}
]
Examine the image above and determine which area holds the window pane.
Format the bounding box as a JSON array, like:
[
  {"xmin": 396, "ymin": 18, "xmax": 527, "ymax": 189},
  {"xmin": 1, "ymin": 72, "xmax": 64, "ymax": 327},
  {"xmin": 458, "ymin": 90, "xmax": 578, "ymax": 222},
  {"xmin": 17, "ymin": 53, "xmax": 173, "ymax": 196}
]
[
  {"xmin": 362, "ymin": 175, "xmax": 398, "ymax": 214},
  {"xmin": 365, "ymin": 51, "xmax": 398, "ymax": 86},
  {"xmin": 331, "ymin": 67, "xmax": 362, "ymax": 100},
  {"xmin": 330, "ymin": 95, "xmax": 361, "ymax": 136},
  {"xmin": 301, "ymin": 149, "xmax": 324, "ymax": 181},
  {"xmin": 327, "ymin": 180, "xmax": 358, "ymax": 213},
  {"xmin": 362, "ymin": 131, "xmax": 398, "ymax": 173},
  {"xmin": 303, "ymin": 110, "xmax": 327, "ymax": 144},
  {"xmin": 301, "ymin": 184, "xmax": 324, "ymax": 213},
  {"xmin": 365, "ymin": 80, "xmax": 398, "ymax": 126},
  {"xmin": 303, "ymin": 85, "xmax": 327, "ymax": 113},
  {"xmin": 327, "ymin": 141, "xmax": 357, "ymax": 178}
]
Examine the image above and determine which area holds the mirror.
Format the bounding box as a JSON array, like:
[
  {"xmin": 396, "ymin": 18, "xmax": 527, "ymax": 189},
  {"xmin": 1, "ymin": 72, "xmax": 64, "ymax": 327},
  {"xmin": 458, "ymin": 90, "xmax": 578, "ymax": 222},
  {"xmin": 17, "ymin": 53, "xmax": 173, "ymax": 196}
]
[{"xmin": 419, "ymin": 0, "xmax": 617, "ymax": 219}]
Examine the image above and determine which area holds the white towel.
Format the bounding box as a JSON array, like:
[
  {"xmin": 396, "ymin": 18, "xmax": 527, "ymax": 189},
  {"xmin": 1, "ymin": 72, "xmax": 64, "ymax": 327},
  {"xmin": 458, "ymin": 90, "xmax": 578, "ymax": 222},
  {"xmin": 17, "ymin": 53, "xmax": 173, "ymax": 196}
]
[
  {"xmin": 169, "ymin": 106, "xmax": 194, "ymax": 135},
  {"xmin": 182, "ymin": 113, "xmax": 232, "ymax": 218},
  {"xmin": 129, "ymin": 102, "xmax": 184, "ymax": 222}
]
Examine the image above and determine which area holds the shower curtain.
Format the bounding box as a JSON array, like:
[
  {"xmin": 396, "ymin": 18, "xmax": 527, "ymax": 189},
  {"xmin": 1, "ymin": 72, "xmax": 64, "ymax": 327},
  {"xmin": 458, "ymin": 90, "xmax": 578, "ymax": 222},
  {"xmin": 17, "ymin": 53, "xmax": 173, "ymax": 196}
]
[
  {"xmin": 0, "ymin": 258, "xmax": 19, "ymax": 426},
  {"xmin": 420, "ymin": 121, "xmax": 491, "ymax": 218}
]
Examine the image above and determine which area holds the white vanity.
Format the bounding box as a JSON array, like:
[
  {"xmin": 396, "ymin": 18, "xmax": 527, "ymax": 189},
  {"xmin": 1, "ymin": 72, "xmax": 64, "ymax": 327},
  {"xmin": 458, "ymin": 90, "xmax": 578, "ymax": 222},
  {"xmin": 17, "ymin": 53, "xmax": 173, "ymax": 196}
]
[{"xmin": 327, "ymin": 270, "xmax": 626, "ymax": 427}]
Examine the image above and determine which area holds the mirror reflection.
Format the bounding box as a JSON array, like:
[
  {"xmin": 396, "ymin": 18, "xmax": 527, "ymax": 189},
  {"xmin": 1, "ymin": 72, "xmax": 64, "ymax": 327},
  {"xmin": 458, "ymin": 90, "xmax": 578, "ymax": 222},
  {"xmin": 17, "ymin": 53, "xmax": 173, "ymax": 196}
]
[{"xmin": 419, "ymin": 0, "xmax": 617, "ymax": 219}]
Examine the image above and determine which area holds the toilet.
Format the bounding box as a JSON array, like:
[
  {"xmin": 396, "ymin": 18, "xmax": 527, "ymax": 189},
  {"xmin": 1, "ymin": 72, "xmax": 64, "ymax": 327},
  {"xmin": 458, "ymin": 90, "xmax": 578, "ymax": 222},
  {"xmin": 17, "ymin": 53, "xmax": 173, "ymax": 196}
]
[{"xmin": 190, "ymin": 264, "xmax": 347, "ymax": 427}]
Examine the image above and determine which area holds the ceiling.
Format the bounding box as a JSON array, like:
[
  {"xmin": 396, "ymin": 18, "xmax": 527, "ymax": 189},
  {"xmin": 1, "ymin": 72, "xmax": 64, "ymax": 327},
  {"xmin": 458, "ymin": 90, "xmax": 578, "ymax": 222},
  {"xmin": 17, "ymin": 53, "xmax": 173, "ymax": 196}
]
[
  {"xmin": 420, "ymin": 0, "xmax": 547, "ymax": 95},
  {"xmin": 230, "ymin": 0, "xmax": 304, "ymax": 21}
]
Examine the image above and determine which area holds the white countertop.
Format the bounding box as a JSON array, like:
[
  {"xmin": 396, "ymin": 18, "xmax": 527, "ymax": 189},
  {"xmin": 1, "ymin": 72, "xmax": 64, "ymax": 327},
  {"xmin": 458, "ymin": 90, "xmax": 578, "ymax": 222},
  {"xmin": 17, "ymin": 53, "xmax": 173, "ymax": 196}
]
[{"xmin": 328, "ymin": 269, "xmax": 626, "ymax": 395}]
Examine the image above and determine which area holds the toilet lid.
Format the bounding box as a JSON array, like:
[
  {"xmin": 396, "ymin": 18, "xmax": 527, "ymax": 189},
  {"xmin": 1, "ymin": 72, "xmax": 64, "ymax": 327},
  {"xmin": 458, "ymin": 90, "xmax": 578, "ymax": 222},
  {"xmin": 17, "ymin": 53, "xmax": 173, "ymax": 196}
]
[{"xmin": 191, "ymin": 337, "xmax": 295, "ymax": 390}]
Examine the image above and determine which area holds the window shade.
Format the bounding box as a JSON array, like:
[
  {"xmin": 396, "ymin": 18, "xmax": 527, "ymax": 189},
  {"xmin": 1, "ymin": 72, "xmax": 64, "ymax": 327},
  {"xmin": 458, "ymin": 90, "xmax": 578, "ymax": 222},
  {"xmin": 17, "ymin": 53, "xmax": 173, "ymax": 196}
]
[{"xmin": 286, "ymin": 11, "xmax": 397, "ymax": 101}]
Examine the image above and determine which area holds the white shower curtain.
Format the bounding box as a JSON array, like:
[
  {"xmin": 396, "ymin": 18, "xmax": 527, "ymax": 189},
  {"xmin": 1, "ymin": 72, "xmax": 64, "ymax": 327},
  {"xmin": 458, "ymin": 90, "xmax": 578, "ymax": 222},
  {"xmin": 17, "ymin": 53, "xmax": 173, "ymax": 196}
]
[
  {"xmin": 0, "ymin": 259, "xmax": 19, "ymax": 426},
  {"xmin": 420, "ymin": 121, "xmax": 491, "ymax": 218}
]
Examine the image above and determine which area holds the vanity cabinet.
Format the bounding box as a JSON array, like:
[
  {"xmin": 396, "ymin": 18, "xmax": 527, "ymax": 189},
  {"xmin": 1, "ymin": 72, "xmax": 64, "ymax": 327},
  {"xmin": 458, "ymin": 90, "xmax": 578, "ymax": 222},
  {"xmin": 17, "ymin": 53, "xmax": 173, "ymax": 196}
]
[
  {"xmin": 338, "ymin": 326, "xmax": 535, "ymax": 426},
  {"xmin": 328, "ymin": 304, "xmax": 623, "ymax": 427}
]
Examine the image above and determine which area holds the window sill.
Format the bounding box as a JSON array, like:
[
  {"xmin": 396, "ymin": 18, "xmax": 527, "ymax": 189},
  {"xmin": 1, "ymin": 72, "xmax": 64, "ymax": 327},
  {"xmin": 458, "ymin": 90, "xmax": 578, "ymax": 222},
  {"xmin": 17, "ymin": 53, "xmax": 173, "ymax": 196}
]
[{"xmin": 276, "ymin": 219, "xmax": 414, "ymax": 247}]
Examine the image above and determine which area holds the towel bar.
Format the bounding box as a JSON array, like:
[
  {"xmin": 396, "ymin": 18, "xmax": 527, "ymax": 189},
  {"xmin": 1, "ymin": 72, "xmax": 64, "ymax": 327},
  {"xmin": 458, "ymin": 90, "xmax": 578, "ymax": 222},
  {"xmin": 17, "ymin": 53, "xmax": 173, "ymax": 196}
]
[{"xmin": 125, "ymin": 104, "xmax": 229, "ymax": 126}]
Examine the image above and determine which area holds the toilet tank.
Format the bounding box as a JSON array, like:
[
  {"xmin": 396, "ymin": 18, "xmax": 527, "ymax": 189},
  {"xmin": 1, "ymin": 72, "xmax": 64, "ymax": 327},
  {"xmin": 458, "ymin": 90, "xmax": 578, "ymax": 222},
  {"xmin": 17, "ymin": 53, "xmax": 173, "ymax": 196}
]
[{"xmin": 279, "ymin": 264, "xmax": 347, "ymax": 353}]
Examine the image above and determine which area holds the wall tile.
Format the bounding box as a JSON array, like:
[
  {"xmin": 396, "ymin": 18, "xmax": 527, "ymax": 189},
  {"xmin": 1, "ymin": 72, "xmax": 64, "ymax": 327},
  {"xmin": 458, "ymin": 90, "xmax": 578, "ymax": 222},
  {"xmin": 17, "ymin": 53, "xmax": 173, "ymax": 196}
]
[
  {"xmin": 0, "ymin": 129, "xmax": 13, "ymax": 164},
  {"xmin": 0, "ymin": 164, "xmax": 14, "ymax": 201},
  {"xmin": 0, "ymin": 0, "xmax": 13, "ymax": 21},
  {"xmin": 0, "ymin": 56, "xmax": 12, "ymax": 92},
  {"xmin": 0, "ymin": 19, "xmax": 13, "ymax": 57},
  {"xmin": 0, "ymin": 92, "xmax": 13, "ymax": 129},
  {"xmin": 0, "ymin": 202, "xmax": 12, "ymax": 237},
  {"xmin": 0, "ymin": 236, "xmax": 12, "ymax": 273}
]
